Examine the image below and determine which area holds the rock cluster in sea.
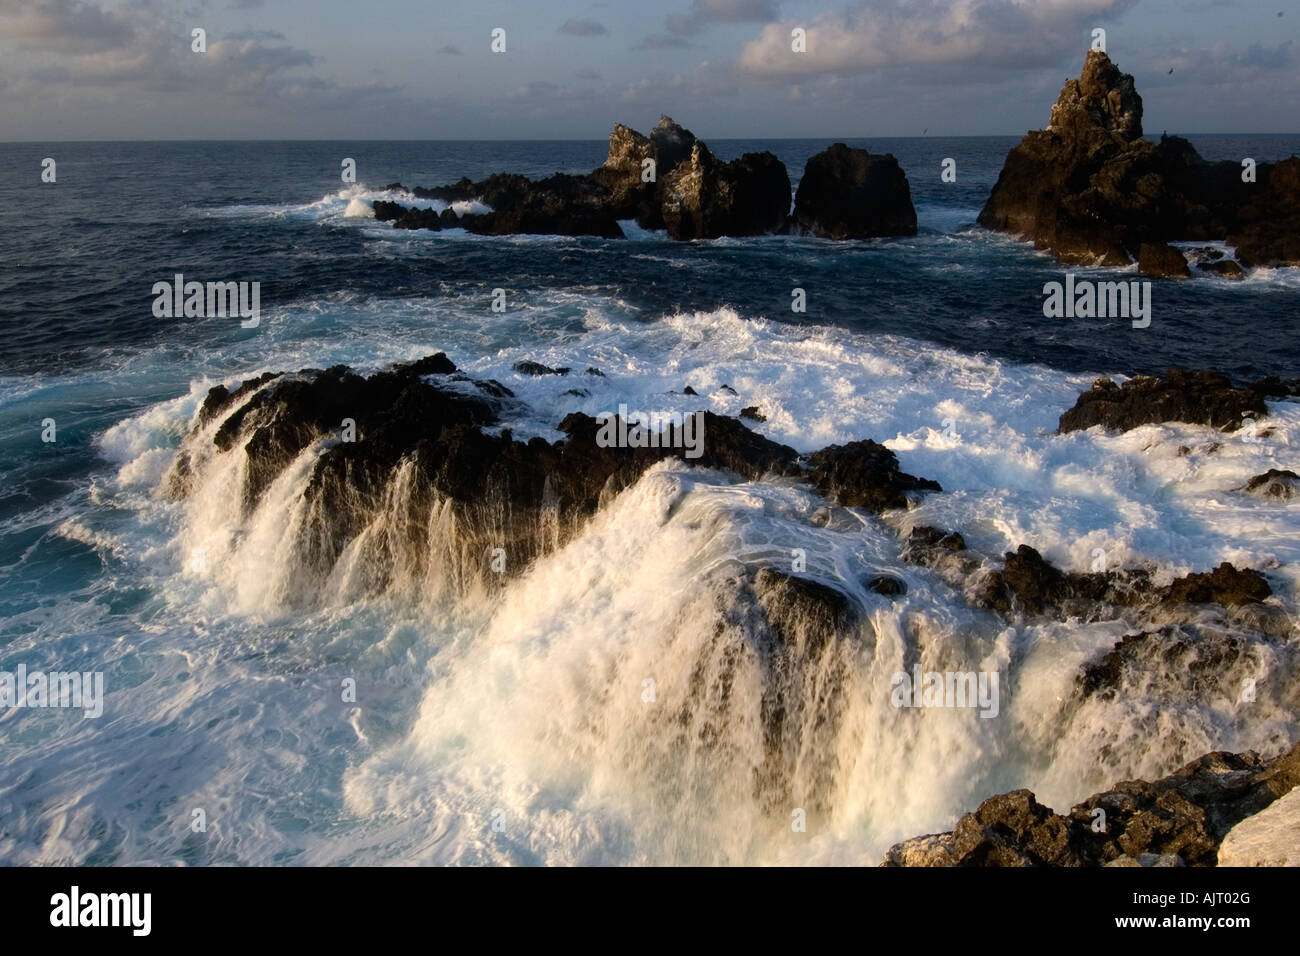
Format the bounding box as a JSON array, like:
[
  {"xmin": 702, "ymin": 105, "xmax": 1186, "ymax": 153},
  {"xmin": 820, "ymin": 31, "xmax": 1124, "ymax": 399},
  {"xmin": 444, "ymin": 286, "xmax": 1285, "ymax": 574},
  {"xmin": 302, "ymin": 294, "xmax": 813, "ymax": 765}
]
[{"xmin": 372, "ymin": 115, "xmax": 917, "ymax": 241}]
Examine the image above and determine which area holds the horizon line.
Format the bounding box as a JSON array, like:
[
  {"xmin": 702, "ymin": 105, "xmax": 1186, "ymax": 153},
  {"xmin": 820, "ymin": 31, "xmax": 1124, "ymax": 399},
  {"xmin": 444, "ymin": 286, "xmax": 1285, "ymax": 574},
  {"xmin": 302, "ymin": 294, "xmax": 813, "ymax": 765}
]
[{"xmin": 4, "ymin": 132, "xmax": 1300, "ymax": 145}]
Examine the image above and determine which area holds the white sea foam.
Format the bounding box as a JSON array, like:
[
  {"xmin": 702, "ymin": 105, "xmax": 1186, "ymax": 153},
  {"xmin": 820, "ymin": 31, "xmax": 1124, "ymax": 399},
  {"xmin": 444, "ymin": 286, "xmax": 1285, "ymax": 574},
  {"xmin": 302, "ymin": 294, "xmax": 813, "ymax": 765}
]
[{"xmin": 3, "ymin": 299, "xmax": 1297, "ymax": 866}]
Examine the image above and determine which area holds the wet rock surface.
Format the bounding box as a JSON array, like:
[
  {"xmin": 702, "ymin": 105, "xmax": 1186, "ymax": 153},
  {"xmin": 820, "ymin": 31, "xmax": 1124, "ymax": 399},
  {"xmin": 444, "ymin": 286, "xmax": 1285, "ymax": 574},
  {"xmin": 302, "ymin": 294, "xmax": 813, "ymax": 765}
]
[
  {"xmin": 883, "ymin": 741, "xmax": 1300, "ymax": 866},
  {"xmin": 1058, "ymin": 369, "xmax": 1269, "ymax": 433}
]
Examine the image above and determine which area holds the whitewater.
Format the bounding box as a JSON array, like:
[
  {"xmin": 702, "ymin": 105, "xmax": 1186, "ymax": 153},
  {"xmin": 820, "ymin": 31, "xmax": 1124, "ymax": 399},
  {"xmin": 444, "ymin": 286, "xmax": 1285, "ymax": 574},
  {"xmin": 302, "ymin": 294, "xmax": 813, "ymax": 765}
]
[{"xmin": 1, "ymin": 138, "xmax": 1298, "ymax": 865}]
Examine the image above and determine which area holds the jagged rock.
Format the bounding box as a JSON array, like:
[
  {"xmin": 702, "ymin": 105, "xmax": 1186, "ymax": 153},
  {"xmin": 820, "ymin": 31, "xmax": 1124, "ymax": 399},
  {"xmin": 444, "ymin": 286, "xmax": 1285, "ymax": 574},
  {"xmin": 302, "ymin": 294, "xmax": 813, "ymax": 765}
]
[
  {"xmin": 1198, "ymin": 259, "xmax": 1246, "ymax": 279},
  {"xmin": 372, "ymin": 199, "xmax": 405, "ymax": 222},
  {"xmin": 1162, "ymin": 562, "xmax": 1271, "ymax": 606},
  {"xmin": 589, "ymin": 116, "xmax": 698, "ymax": 228},
  {"xmin": 659, "ymin": 143, "xmax": 791, "ymax": 240},
  {"xmin": 1250, "ymin": 375, "xmax": 1300, "ymax": 399},
  {"xmin": 379, "ymin": 173, "xmax": 622, "ymax": 238},
  {"xmin": 392, "ymin": 206, "xmax": 444, "ymax": 230},
  {"xmin": 882, "ymin": 741, "xmax": 1300, "ymax": 866},
  {"xmin": 1243, "ymin": 468, "xmax": 1299, "ymax": 499},
  {"xmin": 975, "ymin": 544, "xmax": 1147, "ymax": 617},
  {"xmin": 176, "ymin": 357, "xmax": 944, "ymax": 605},
  {"xmin": 462, "ymin": 172, "xmax": 623, "ymax": 238},
  {"xmin": 1078, "ymin": 626, "xmax": 1258, "ymax": 702},
  {"xmin": 979, "ymin": 51, "xmax": 1270, "ymax": 264},
  {"xmin": 792, "ymin": 144, "xmax": 917, "ymax": 238},
  {"xmin": 513, "ymin": 361, "xmax": 569, "ymax": 376},
  {"xmin": 1138, "ymin": 242, "xmax": 1190, "ymax": 278},
  {"xmin": 907, "ymin": 526, "xmax": 967, "ymax": 552},
  {"xmin": 1058, "ymin": 369, "xmax": 1268, "ymax": 433},
  {"xmin": 806, "ymin": 440, "xmax": 941, "ymax": 512},
  {"xmin": 583, "ymin": 367, "xmax": 605, "ymax": 377},
  {"xmin": 683, "ymin": 386, "xmax": 697, "ymax": 396},
  {"xmin": 739, "ymin": 406, "xmax": 766, "ymax": 422}
]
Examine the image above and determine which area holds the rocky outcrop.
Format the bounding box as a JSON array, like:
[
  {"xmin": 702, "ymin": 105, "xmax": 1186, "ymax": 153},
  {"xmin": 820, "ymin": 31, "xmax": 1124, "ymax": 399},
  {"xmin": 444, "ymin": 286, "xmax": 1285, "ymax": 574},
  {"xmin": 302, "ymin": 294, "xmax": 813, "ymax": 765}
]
[
  {"xmin": 589, "ymin": 116, "xmax": 698, "ymax": 227},
  {"xmin": 1137, "ymin": 242, "xmax": 1190, "ymax": 278},
  {"xmin": 465, "ymin": 173, "xmax": 623, "ymax": 238},
  {"xmin": 979, "ymin": 51, "xmax": 1296, "ymax": 265},
  {"xmin": 659, "ymin": 143, "xmax": 791, "ymax": 240},
  {"xmin": 374, "ymin": 116, "xmax": 798, "ymax": 241},
  {"xmin": 1229, "ymin": 157, "xmax": 1300, "ymax": 267},
  {"xmin": 172, "ymin": 355, "xmax": 940, "ymax": 604},
  {"xmin": 792, "ymin": 144, "xmax": 917, "ymax": 239},
  {"xmin": 807, "ymin": 440, "xmax": 941, "ymax": 512},
  {"xmin": 882, "ymin": 740, "xmax": 1300, "ymax": 866},
  {"xmin": 1058, "ymin": 370, "xmax": 1269, "ymax": 434}
]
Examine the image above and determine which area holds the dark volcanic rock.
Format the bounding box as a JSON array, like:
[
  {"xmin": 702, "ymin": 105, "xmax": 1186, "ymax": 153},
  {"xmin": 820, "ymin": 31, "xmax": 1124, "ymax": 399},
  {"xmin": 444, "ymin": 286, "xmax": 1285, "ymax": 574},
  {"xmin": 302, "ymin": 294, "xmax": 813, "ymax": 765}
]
[
  {"xmin": 1137, "ymin": 242, "xmax": 1190, "ymax": 278},
  {"xmin": 883, "ymin": 740, "xmax": 1300, "ymax": 866},
  {"xmin": 392, "ymin": 206, "xmax": 444, "ymax": 230},
  {"xmin": 462, "ymin": 172, "xmax": 624, "ymax": 239},
  {"xmin": 1078, "ymin": 626, "xmax": 1259, "ymax": 704},
  {"xmin": 978, "ymin": 51, "xmax": 1268, "ymax": 264},
  {"xmin": 659, "ymin": 143, "xmax": 791, "ymax": 240},
  {"xmin": 1229, "ymin": 157, "xmax": 1300, "ymax": 267},
  {"xmin": 1198, "ymin": 259, "xmax": 1246, "ymax": 279},
  {"xmin": 1162, "ymin": 562, "xmax": 1270, "ymax": 606},
  {"xmin": 792, "ymin": 144, "xmax": 917, "ymax": 239},
  {"xmin": 806, "ymin": 440, "xmax": 941, "ymax": 512},
  {"xmin": 1058, "ymin": 369, "xmax": 1268, "ymax": 433},
  {"xmin": 372, "ymin": 199, "xmax": 405, "ymax": 222},
  {"xmin": 975, "ymin": 544, "xmax": 1147, "ymax": 617},
  {"xmin": 1243, "ymin": 468, "xmax": 1299, "ymax": 499},
  {"xmin": 175, "ymin": 357, "xmax": 944, "ymax": 605},
  {"xmin": 513, "ymin": 361, "xmax": 569, "ymax": 376}
]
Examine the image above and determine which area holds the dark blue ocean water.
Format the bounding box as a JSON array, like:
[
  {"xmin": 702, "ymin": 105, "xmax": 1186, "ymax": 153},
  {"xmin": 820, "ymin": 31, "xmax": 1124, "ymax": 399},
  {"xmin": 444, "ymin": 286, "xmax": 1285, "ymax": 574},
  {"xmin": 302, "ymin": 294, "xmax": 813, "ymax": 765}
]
[{"xmin": 3, "ymin": 137, "xmax": 1298, "ymax": 377}]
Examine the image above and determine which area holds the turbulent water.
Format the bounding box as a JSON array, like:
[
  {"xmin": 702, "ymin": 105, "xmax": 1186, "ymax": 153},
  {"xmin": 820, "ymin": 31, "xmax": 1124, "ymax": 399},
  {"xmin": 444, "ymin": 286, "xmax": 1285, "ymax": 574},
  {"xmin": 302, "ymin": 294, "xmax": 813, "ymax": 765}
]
[{"xmin": 1, "ymin": 138, "xmax": 1299, "ymax": 865}]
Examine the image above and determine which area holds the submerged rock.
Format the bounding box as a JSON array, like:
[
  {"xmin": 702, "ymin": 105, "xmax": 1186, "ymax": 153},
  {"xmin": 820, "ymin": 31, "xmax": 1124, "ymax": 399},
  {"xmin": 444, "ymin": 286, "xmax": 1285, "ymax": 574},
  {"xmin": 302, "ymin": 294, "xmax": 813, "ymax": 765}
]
[
  {"xmin": 882, "ymin": 740, "xmax": 1300, "ymax": 866},
  {"xmin": 1198, "ymin": 259, "xmax": 1246, "ymax": 279},
  {"xmin": 1058, "ymin": 369, "xmax": 1268, "ymax": 433},
  {"xmin": 792, "ymin": 144, "xmax": 917, "ymax": 239},
  {"xmin": 1243, "ymin": 468, "xmax": 1299, "ymax": 500}
]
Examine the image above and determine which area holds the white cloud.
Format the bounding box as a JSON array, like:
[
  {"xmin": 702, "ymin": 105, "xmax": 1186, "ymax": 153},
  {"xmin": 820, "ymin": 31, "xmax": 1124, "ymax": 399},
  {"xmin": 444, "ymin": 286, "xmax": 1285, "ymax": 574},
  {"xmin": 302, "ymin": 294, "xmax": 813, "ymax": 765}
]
[{"xmin": 737, "ymin": 0, "xmax": 1138, "ymax": 77}]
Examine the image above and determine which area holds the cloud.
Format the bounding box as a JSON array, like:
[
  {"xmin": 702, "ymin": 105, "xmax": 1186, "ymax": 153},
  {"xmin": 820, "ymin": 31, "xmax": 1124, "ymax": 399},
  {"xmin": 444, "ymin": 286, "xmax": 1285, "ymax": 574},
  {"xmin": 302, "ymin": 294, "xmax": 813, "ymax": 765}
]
[
  {"xmin": 0, "ymin": 0, "xmax": 137, "ymax": 55},
  {"xmin": 438, "ymin": 44, "xmax": 463, "ymax": 55},
  {"xmin": 695, "ymin": 0, "xmax": 779, "ymax": 21},
  {"xmin": 664, "ymin": 0, "xmax": 778, "ymax": 37},
  {"xmin": 1233, "ymin": 40, "xmax": 1294, "ymax": 69},
  {"xmin": 634, "ymin": 34, "xmax": 695, "ymax": 50},
  {"xmin": 559, "ymin": 18, "xmax": 608, "ymax": 37},
  {"xmin": 736, "ymin": 0, "xmax": 1138, "ymax": 78}
]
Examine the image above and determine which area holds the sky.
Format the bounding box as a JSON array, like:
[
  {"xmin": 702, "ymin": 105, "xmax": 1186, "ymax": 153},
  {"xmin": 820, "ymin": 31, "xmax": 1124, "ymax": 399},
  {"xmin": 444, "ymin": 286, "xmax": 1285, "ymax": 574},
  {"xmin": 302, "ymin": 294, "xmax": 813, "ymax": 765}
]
[{"xmin": 0, "ymin": 0, "xmax": 1296, "ymax": 139}]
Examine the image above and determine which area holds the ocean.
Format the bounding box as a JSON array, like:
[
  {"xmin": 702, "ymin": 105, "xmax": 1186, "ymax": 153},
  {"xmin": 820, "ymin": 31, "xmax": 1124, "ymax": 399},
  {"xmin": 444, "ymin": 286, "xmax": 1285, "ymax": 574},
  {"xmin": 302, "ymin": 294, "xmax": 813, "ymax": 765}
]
[{"xmin": 1, "ymin": 137, "xmax": 1298, "ymax": 865}]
